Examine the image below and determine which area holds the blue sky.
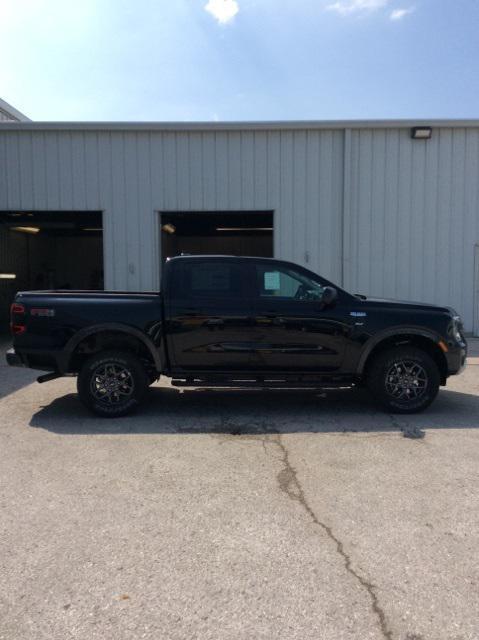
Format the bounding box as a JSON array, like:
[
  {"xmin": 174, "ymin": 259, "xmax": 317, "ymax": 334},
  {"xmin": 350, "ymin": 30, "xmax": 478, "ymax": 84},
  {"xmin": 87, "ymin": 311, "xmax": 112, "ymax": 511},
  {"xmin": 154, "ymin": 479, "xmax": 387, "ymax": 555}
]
[{"xmin": 1, "ymin": 0, "xmax": 478, "ymax": 121}]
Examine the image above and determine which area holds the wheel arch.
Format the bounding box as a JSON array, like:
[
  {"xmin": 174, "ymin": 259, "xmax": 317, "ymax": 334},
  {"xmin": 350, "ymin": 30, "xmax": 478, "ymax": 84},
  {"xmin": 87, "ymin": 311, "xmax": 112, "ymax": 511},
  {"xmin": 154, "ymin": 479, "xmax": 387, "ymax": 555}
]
[
  {"xmin": 357, "ymin": 328, "xmax": 448, "ymax": 384},
  {"xmin": 60, "ymin": 323, "xmax": 162, "ymax": 373}
]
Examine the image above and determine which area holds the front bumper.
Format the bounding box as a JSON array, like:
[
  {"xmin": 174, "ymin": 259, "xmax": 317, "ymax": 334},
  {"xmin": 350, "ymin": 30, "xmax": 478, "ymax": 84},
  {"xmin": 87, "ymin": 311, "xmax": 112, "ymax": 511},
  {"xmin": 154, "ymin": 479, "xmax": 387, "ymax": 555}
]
[{"xmin": 445, "ymin": 342, "xmax": 467, "ymax": 376}]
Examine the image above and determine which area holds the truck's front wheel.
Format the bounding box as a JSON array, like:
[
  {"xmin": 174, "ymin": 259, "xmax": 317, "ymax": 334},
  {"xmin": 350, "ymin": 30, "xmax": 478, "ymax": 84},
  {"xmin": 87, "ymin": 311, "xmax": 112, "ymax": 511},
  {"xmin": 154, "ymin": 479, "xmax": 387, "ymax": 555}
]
[
  {"xmin": 77, "ymin": 350, "xmax": 148, "ymax": 417},
  {"xmin": 367, "ymin": 346, "xmax": 440, "ymax": 414}
]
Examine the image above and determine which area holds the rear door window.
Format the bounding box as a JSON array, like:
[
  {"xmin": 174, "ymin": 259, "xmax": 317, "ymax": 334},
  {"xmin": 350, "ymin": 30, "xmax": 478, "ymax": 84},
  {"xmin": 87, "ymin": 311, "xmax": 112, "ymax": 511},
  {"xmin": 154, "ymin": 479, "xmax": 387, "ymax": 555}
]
[{"xmin": 173, "ymin": 261, "xmax": 245, "ymax": 299}]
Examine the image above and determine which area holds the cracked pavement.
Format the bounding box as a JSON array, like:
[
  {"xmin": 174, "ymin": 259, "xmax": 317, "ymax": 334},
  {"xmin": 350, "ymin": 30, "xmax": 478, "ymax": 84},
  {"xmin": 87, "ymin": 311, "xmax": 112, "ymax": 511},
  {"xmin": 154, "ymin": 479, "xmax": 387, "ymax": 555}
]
[{"xmin": 0, "ymin": 340, "xmax": 478, "ymax": 640}]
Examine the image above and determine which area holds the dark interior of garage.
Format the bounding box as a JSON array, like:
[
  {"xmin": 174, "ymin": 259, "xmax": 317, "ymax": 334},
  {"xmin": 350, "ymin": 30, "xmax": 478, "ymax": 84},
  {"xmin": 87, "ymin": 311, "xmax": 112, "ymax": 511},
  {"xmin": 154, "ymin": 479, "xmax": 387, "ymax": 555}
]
[
  {"xmin": 0, "ymin": 211, "xmax": 103, "ymax": 329},
  {"xmin": 161, "ymin": 211, "xmax": 273, "ymax": 259}
]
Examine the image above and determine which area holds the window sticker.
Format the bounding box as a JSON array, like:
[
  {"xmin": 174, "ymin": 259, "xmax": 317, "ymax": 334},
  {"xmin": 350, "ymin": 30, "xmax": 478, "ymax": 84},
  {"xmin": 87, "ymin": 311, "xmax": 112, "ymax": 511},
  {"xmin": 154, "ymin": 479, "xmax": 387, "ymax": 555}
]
[{"xmin": 264, "ymin": 271, "xmax": 280, "ymax": 291}]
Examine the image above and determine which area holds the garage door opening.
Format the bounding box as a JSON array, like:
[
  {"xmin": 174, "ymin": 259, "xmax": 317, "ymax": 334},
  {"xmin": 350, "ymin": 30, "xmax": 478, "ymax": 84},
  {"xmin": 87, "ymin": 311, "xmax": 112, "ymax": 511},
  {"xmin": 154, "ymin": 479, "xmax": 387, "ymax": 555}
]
[
  {"xmin": 160, "ymin": 211, "xmax": 273, "ymax": 260},
  {"xmin": 0, "ymin": 211, "xmax": 103, "ymax": 329}
]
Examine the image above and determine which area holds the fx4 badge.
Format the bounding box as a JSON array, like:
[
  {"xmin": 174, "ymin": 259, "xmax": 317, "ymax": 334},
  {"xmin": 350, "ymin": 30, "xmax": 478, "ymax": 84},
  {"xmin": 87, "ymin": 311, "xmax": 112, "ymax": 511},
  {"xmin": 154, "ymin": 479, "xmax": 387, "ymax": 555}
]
[{"xmin": 31, "ymin": 308, "xmax": 55, "ymax": 317}]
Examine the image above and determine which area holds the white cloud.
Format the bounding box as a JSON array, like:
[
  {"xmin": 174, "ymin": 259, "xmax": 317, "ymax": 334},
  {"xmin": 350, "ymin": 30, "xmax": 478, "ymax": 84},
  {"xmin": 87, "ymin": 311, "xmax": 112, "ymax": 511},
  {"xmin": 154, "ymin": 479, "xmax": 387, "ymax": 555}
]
[
  {"xmin": 326, "ymin": 0, "xmax": 390, "ymax": 15},
  {"xmin": 390, "ymin": 7, "xmax": 415, "ymax": 20},
  {"xmin": 204, "ymin": 0, "xmax": 239, "ymax": 24}
]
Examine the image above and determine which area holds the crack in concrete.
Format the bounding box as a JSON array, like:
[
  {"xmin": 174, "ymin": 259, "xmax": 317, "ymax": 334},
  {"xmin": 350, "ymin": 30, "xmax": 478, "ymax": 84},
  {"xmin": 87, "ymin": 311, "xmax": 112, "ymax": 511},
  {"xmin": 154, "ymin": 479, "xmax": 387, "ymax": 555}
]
[
  {"xmin": 212, "ymin": 425, "xmax": 394, "ymax": 637},
  {"xmin": 270, "ymin": 433, "xmax": 393, "ymax": 640}
]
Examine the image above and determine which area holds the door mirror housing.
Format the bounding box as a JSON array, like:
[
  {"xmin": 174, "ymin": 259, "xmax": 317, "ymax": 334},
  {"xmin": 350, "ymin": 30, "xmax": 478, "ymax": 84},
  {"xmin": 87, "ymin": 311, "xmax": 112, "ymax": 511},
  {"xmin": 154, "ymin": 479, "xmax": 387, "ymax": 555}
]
[{"xmin": 321, "ymin": 286, "xmax": 337, "ymax": 308}]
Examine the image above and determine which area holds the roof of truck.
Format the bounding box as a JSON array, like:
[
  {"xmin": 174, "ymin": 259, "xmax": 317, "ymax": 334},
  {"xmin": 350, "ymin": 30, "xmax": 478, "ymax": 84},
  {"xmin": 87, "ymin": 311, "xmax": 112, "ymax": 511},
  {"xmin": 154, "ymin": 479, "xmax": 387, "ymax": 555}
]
[{"xmin": 166, "ymin": 255, "xmax": 277, "ymax": 261}]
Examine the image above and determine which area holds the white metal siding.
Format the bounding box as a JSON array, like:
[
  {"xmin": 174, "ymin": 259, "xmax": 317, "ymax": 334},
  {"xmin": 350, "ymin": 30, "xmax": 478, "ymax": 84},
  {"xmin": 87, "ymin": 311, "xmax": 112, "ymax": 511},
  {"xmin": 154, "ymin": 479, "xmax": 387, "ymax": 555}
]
[
  {"xmin": 0, "ymin": 128, "xmax": 344, "ymax": 290},
  {"xmin": 344, "ymin": 127, "xmax": 479, "ymax": 332},
  {"xmin": 1, "ymin": 124, "xmax": 479, "ymax": 331}
]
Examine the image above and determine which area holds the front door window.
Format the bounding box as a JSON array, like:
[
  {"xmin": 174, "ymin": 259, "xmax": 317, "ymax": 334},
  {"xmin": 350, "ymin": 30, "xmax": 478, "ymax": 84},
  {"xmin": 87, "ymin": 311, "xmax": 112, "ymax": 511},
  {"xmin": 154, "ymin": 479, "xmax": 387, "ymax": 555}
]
[{"xmin": 255, "ymin": 264, "xmax": 325, "ymax": 301}]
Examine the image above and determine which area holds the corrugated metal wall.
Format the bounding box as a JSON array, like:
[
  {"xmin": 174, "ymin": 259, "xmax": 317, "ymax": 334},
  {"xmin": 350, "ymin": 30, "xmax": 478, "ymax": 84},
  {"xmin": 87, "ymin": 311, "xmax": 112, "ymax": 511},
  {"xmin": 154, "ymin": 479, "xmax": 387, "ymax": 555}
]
[
  {"xmin": 0, "ymin": 125, "xmax": 478, "ymax": 331},
  {"xmin": 344, "ymin": 127, "xmax": 479, "ymax": 333},
  {"xmin": 0, "ymin": 128, "xmax": 344, "ymax": 288}
]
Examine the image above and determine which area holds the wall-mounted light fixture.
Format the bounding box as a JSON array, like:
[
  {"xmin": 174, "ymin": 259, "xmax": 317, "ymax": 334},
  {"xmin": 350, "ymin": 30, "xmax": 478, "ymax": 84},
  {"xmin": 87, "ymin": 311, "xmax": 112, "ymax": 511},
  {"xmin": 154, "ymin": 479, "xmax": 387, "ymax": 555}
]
[
  {"xmin": 162, "ymin": 223, "xmax": 176, "ymax": 234},
  {"xmin": 411, "ymin": 127, "xmax": 432, "ymax": 140},
  {"xmin": 0, "ymin": 273, "xmax": 16, "ymax": 279},
  {"xmin": 10, "ymin": 226, "xmax": 40, "ymax": 234}
]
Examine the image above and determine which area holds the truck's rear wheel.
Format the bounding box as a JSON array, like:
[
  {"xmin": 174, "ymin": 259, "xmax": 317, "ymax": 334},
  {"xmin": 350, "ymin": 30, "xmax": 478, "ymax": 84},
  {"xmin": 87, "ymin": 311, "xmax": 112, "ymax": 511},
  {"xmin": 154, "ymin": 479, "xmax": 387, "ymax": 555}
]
[
  {"xmin": 367, "ymin": 346, "xmax": 440, "ymax": 414},
  {"xmin": 77, "ymin": 350, "xmax": 148, "ymax": 417}
]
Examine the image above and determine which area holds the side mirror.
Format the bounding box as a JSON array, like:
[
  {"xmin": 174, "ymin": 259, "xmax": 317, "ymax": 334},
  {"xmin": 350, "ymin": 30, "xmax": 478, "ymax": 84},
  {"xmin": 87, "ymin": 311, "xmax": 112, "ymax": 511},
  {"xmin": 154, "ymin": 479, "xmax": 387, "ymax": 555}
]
[{"xmin": 321, "ymin": 286, "xmax": 337, "ymax": 308}]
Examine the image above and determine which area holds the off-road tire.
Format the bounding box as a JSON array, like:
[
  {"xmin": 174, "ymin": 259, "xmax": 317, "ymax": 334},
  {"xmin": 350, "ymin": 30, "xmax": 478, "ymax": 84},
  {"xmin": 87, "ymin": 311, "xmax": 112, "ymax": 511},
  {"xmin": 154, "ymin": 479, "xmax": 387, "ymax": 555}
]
[
  {"xmin": 366, "ymin": 346, "xmax": 440, "ymax": 414},
  {"xmin": 77, "ymin": 350, "xmax": 149, "ymax": 418}
]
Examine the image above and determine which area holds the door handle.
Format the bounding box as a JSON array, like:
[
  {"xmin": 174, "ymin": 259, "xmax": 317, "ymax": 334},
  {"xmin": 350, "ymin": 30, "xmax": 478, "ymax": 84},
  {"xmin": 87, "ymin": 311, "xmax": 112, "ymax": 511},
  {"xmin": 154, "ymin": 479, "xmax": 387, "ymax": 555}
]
[
  {"xmin": 264, "ymin": 314, "xmax": 285, "ymax": 326},
  {"xmin": 205, "ymin": 318, "xmax": 225, "ymax": 327}
]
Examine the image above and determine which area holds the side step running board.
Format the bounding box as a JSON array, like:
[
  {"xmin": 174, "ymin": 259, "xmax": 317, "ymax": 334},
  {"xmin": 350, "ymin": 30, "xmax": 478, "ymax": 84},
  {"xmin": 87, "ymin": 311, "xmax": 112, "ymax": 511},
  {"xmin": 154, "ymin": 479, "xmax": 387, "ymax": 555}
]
[
  {"xmin": 37, "ymin": 372, "xmax": 63, "ymax": 384},
  {"xmin": 171, "ymin": 379, "xmax": 352, "ymax": 389}
]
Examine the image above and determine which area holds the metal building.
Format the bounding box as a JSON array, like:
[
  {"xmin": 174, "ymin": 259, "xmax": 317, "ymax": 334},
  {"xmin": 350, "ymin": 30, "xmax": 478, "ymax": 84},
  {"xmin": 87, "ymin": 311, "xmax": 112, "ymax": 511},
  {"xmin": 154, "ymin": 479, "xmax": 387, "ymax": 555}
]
[
  {"xmin": 0, "ymin": 98, "xmax": 30, "ymax": 123},
  {"xmin": 0, "ymin": 119, "xmax": 478, "ymax": 334}
]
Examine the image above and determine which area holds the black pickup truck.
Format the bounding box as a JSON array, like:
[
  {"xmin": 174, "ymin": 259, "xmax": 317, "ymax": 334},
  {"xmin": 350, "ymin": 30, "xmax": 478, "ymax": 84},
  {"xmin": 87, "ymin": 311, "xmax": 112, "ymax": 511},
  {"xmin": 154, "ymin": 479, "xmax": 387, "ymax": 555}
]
[{"xmin": 7, "ymin": 255, "xmax": 467, "ymax": 417}]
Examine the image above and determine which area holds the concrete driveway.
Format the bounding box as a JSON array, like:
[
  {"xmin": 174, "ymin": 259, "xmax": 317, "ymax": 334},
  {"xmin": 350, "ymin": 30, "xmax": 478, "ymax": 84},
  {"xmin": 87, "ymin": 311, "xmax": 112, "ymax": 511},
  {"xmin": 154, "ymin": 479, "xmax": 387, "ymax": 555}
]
[{"xmin": 0, "ymin": 339, "xmax": 478, "ymax": 640}]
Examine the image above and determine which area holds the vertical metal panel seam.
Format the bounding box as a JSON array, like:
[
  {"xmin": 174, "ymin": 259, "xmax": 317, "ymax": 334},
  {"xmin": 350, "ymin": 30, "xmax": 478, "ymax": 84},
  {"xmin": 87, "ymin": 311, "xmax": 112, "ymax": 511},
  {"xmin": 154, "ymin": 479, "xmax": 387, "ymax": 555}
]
[
  {"xmin": 433, "ymin": 130, "xmax": 441, "ymax": 300},
  {"xmin": 82, "ymin": 131, "xmax": 88, "ymax": 210},
  {"xmin": 305, "ymin": 130, "xmax": 310, "ymax": 266},
  {"xmin": 16, "ymin": 132, "xmax": 22, "ymax": 210},
  {"xmin": 394, "ymin": 132, "xmax": 401, "ymax": 296},
  {"xmin": 0, "ymin": 133, "xmax": 8, "ymax": 207},
  {"xmin": 213, "ymin": 132, "xmax": 217, "ymax": 210},
  {"xmin": 407, "ymin": 133, "xmax": 414, "ymax": 297},
  {"xmin": 462, "ymin": 132, "xmax": 468, "ymax": 319},
  {"xmin": 369, "ymin": 131, "xmax": 374, "ymax": 293},
  {"xmin": 56, "ymin": 131, "xmax": 62, "ymax": 209},
  {"xmin": 448, "ymin": 131, "xmax": 455, "ymax": 303},
  {"xmin": 381, "ymin": 132, "xmax": 388, "ymax": 295},
  {"xmin": 147, "ymin": 132, "xmax": 158, "ymax": 287},
  {"xmin": 419, "ymin": 138, "xmax": 427, "ymax": 301},
  {"xmin": 95, "ymin": 132, "xmax": 101, "ymax": 207},
  {"xmin": 200, "ymin": 132, "xmax": 205, "ymax": 210},
  {"xmin": 135, "ymin": 134, "xmax": 142, "ymax": 287},
  {"xmin": 109, "ymin": 131, "xmax": 116, "ymax": 288},
  {"xmin": 42, "ymin": 132, "xmax": 47, "ymax": 209},
  {"xmin": 252, "ymin": 131, "xmax": 256, "ymax": 206},
  {"xmin": 240, "ymin": 132, "xmax": 244, "ymax": 210}
]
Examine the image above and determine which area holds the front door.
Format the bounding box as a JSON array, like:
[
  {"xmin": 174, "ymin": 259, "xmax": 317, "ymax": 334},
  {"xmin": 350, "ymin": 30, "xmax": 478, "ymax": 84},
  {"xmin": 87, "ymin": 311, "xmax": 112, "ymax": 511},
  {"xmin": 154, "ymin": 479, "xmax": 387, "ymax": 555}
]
[
  {"xmin": 167, "ymin": 258, "xmax": 253, "ymax": 371},
  {"xmin": 247, "ymin": 260, "xmax": 352, "ymax": 372}
]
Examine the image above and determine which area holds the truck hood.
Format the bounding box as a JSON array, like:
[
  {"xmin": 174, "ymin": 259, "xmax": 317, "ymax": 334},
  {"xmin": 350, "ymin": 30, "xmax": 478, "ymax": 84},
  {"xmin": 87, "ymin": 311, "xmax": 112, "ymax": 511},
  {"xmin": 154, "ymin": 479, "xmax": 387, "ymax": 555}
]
[{"xmin": 356, "ymin": 294, "xmax": 455, "ymax": 315}]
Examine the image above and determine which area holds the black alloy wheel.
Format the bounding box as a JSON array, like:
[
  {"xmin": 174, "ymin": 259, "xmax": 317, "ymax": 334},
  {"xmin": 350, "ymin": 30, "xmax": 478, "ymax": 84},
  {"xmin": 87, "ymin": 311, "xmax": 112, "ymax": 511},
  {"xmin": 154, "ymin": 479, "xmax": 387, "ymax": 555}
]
[
  {"xmin": 77, "ymin": 350, "xmax": 149, "ymax": 417},
  {"xmin": 367, "ymin": 346, "xmax": 440, "ymax": 414}
]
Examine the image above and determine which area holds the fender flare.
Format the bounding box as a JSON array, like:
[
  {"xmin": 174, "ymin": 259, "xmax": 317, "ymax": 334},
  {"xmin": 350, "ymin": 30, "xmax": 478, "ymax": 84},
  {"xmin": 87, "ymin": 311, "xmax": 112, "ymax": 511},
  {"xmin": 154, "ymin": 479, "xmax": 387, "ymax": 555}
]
[
  {"xmin": 59, "ymin": 323, "xmax": 162, "ymax": 373},
  {"xmin": 355, "ymin": 327, "xmax": 443, "ymax": 375}
]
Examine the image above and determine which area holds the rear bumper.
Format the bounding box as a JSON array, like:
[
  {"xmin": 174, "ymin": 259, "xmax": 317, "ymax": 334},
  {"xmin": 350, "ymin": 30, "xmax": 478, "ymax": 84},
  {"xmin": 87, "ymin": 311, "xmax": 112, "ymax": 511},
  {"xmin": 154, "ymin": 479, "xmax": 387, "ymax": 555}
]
[
  {"xmin": 5, "ymin": 347, "xmax": 59, "ymax": 372},
  {"xmin": 6, "ymin": 348, "xmax": 26, "ymax": 368}
]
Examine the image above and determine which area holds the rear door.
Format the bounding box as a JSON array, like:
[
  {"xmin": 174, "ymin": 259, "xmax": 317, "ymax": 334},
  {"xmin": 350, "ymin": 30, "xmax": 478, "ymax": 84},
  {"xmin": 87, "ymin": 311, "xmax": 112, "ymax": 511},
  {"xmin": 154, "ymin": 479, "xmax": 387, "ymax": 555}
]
[
  {"xmin": 248, "ymin": 260, "xmax": 352, "ymax": 372},
  {"xmin": 167, "ymin": 258, "xmax": 253, "ymax": 371}
]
